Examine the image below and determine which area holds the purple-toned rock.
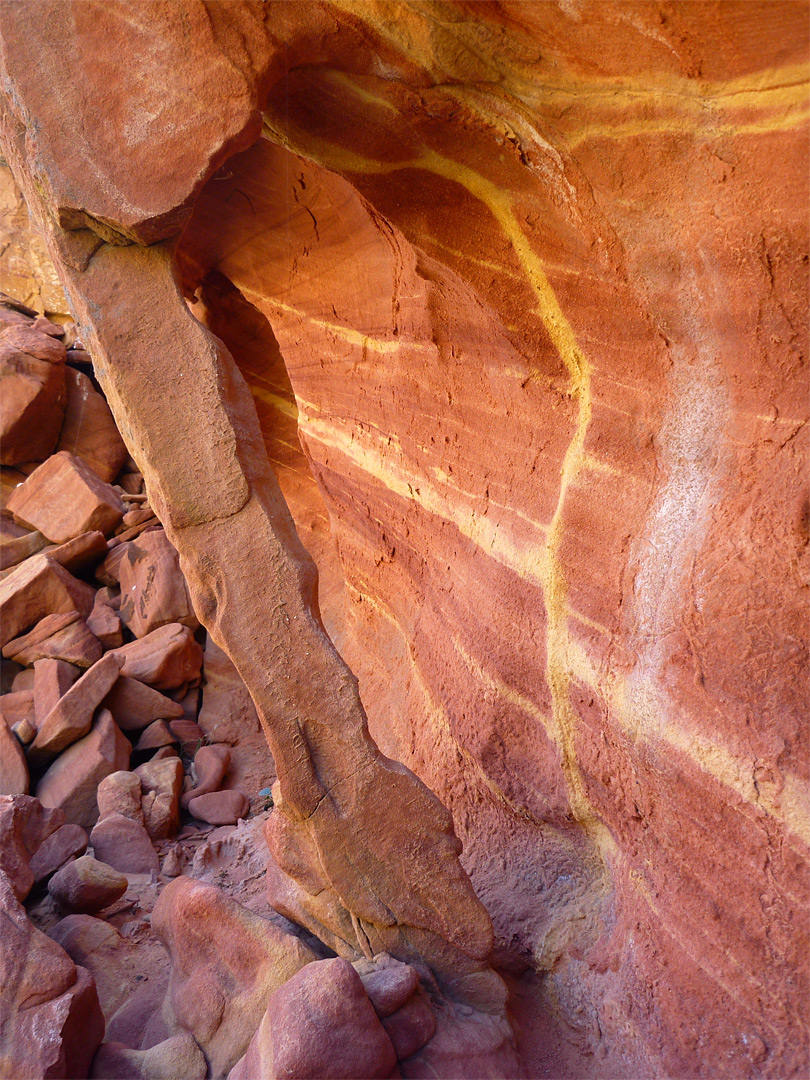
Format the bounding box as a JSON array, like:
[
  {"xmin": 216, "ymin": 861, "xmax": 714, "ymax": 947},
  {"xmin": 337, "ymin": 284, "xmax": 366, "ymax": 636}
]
[
  {"xmin": 90, "ymin": 1035, "xmax": 207, "ymax": 1080},
  {"xmin": 49, "ymin": 854, "xmax": 128, "ymax": 913},
  {"xmin": 134, "ymin": 718, "xmax": 178, "ymax": 752},
  {"xmin": 36, "ymin": 708, "xmax": 132, "ymax": 827},
  {"xmin": 187, "ymin": 789, "xmax": 249, "ymax": 826},
  {"xmin": 381, "ymin": 990, "xmax": 437, "ymax": 1061},
  {"xmin": 28, "ymin": 822, "xmax": 88, "ymax": 884},
  {"xmin": 50, "ymin": 914, "xmax": 132, "ymax": 1019},
  {"xmin": 181, "ymin": 743, "xmax": 230, "ymax": 808},
  {"xmin": 229, "ymin": 958, "xmax": 397, "ymax": 1080},
  {"xmin": 355, "ymin": 955, "xmax": 421, "ymax": 1018},
  {"xmin": 90, "ymin": 812, "xmax": 159, "ymax": 875},
  {"xmin": 0, "ymin": 716, "xmax": 29, "ymax": 795},
  {"xmin": 102, "ymin": 674, "xmax": 184, "ymax": 732}
]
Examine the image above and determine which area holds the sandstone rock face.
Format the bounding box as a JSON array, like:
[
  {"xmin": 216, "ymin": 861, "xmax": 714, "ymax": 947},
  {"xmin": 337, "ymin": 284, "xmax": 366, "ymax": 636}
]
[
  {"xmin": 3, "ymin": 610, "xmax": 102, "ymax": 667},
  {"xmin": 118, "ymin": 529, "xmax": 199, "ymax": 638},
  {"xmin": 0, "ymin": 554, "xmax": 95, "ymax": 647},
  {"xmin": 57, "ymin": 366, "xmax": 128, "ymax": 482},
  {"xmin": 0, "ymin": 317, "xmax": 67, "ymax": 466},
  {"xmin": 0, "ymin": 3, "xmax": 807, "ymax": 1077}
]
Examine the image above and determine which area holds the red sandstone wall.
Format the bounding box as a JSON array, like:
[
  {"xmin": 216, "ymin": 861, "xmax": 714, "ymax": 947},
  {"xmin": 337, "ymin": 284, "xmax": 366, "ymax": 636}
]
[{"xmin": 176, "ymin": 3, "xmax": 809, "ymax": 1074}]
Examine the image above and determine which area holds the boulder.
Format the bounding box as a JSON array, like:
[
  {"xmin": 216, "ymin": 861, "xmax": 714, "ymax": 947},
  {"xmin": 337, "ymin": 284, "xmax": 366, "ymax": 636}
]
[
  {"xmin": 2, "ymin": 609, "xmax": 103, "ymax": 667},
  {"xmin": 0, "ymin": 321, "xmax": 67, "ymax": 466},
  {"xmin": 181, "ymin": 743, "xmax": 230, "ymax": 807},
  {"xmin": 29, "ymin": 823, "xmax": 88, "ymax": 884},
  {"xmin": 48, "ymin": 854, "xmax": 128, "ymax": 913},
  {"xmin": 0, "ymin": 867, "xmax": 104, "ymax": 1079},
  {"xmin": 31, "ymin": 651, "xmax": 123, "ymax": 759},
  {"xmin": 86, "ymin": 592, "xmax": 124, "ymax": 648},
  {"xmin": 355, "ymin": 955, "xmax": 421, "ymax": 1018},
  {"xmin": 229, "ymin": 958, "xmax": 397, "ymax": 1080},
  {"xmin": 187, "ymin": 789, "xmax": 249, "ymax": 826},
  {"xmin": 113, "ymin": 623, "xmax": 203, "ymax": 690},
  {"xmin": 198, "ymin": 636, "xmax": 259, "ymax": 745},
  {"xmin": 0, "ymin": 715, "xmax": 29, "ymax": 795},
  {"xmin": 57, "ymin": 366, "xmax": 129, "ymax": 482},
  {"xmin": 90, "ymin": 812, "xmax": 159, "ymax": 875},
  {"xmin": 50, "ymin": 915, "xmax": 133, "ymax": 1019},
  {"xmin": 0, "ymin": 793, "xmax": 65, "ymax": 900},
  {"xmin": 380, "ymin": 990, "xmax": 437, "ymax": 1062},
  {"xmin": 10, "ymin": 668, "xmax": 35, "ymax": 692},
  {"xmin": 45, "ymin": 529, "xmax": 109, "ymax": 574},
  {"xmin": 0, "ymin": 687, "xmax": 34, "ymax": 728},
  {"xmin": 33, "ymin": 656, "xmax": 81, "ymax": 728},
  {"xmin": 118, "ymin": 528, "xmax": 198, "ymax": 638},
  {"xmin": 36, "ymin": 708, "xmax": 132, "ymax": 827},
  {"xmin": 102, "ymin": 675, "xmax": 184, "ymax": 731},
  {"xmin": 151, "ymin": 877, "xmax": 319, "ymax": 1075},
  {"xmin": 134, "ymin": 756, "xmax": 184, "ymax": 840},
  {"xmin": 8, "ymin": 451, "xmax": 125, "ymax": 543},
  {"xmin": 0, "ymin": 517, "xmax": 46, "ymax": 571},
  {"xmin": 90, "ymin": 1035, "xmax": 207, "ymax": 1080},
  {"xmin": 0, "ymin": 553, "xmax": 95, "ymax": 647},
  {"xmin": 97, "ymin": 770, "xmax": 144, "ymax": 824},
  {"xmin": 169, "ymin": 717, "xmax": 204, "ymax": 755},
  {"xmin": 134, "ymin": 718, "xmax": 178, "ymax": 752}
]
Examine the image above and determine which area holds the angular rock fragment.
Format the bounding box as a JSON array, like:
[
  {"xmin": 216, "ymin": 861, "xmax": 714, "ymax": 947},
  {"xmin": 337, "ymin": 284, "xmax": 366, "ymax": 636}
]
[
  {"xmin": 187, "ymin": 789, "xmax": 249, "ymax": 826},
  {"xmin": 90, "ymin": 812, "xmax": 159, "ymax": 875},
  {"xmin": 134, "ymin": 756, "xmax": 184, "ymax": 840},
  {"xmin": 0, "ymin": 553, "xmax": 95, "ymax": 646},
  {"xmin": 0, "ymin": 793, "xmax": 66, "ymax": 900},
  {"xmin": 198, "ymin": 636, "xmax": 260, "ymax": 744},
  {"xmin": 0, "ymin": 868, "xmax": 104, "ymax": 1078},
  {"xmin": 31, "ymin": 651, "xmax": 122, "ymax": 758},
  {"xmin": 49, "ymin": 853, "xmax": 128, "ymax": 913},
  {"xmin": 95, "ymin": 540, "xmax": 130, "ymax": 585},
  {"xmin": 355, "ymin": 954, "xmax": 421, "ymax": 1018},
  {"xmin": 102, "ymin": 674, "xmax": 184, "ymax": 731},
  {"xmin": 0, "ymin": 714, "xmax": 29, "ymax": 795},
  {"xmin": 10, "ymin": 667, "xmax": 35, "ymax": 692},
  {"xmin": 0, "ymin": 687, "xmax": 34, "ymax": 728},
  {"xmin": 381, "ymin": 989, "xmax": 437, "ymax": 1061},
  {"xmin": 8, "ymin": 450, "xmax": 125, "ymax": 542},
  {"xmin": 113, "ymin": 623, "xmax": 203, "ymax": 690},
  {"xmin": 3, "ymin": 609, "xmax": 102, "ymax": 667},
  {"xmin": 170, "ymin": 717, "xmax": 205, "ymax": 755},
  {"xmin": 118, "ymin": 528, "xmax": 198, "ymax": 637},
  {"xmin": 36, "ymin": 708, "xmax": 132, "ymax": 827},
  {"xmin": 90, "ymin": 1035, "xmax": 207, "ymax": 1080},
  {"xmin": 229, "ymin": 958, "xmax": 397, "ymax": 1080},
  {"xmin": 33, "ymin": 656, "xmax": 81, "ymax": 727},
  {"xmin": 118, "ymin": 471, "xmax": 144, "ymax": 495},
  {"xmin": 87, "ymin": 591, "xmax": 124, "ymax": 648},
  {"xmin": 134, "ymin": 718, "xmax": 178, "ymax": 752},
  {"xmin": 152, "ymin": 877, "xmax": 318, "ymax": 1075},
  {"xmin": 44, "ymin": 528, "xmax": 108, "ymax": 573},
  {"xmin": 182, "ymin": 743, "xmax": 230, "ymax": 807},
  {"xmin": 97, "ymin": 771, "xmax": 144, "ymax": 825},
  {"xmin": 57, "ymin": 366, "xmax": 129, "ymax": 482},
  {"xmin": 0, "ymin": 320, "xmax": 67, "ymax": 465},
  {"xmin": 29, "ymin": 822, "xmax": 88, "ymax": 884},
  {"xmin": 0, "ymin": 514, "xmax": 46, "ymax": 570}
]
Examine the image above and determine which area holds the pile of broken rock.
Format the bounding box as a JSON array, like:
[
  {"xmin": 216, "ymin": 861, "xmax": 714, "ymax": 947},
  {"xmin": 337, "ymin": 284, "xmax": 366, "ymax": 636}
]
[{"xmin": 1, "ymin": 291, "xmax": 251, "ymax": 839}]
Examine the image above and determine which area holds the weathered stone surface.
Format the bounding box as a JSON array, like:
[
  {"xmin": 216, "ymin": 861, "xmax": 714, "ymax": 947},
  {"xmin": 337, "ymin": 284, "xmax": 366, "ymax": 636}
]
[
  {"xmin": 90, "ymin": 812, "xmax": 159, "ymax": 876},
  {"xmin": 90, "ymin": 1035, "xmax": 207, "ymax": 1080},
  {"xmin": 33, "ymin": 656, "xmax": 81, "ymax": 728},
  {"xmin": 381, "ymin": 990, "xmax": 437, "ymax": 1063},
  {"xmin": 8, "ymin": 450, "xmax": 125, "ymax": 543},
  {"xmin": 0, "ymin": 794, "xmax": 65, "ymax": 900},
  {"xmin": 113, "ymin": 623, "xmax": 203, "ymax": 690},
  {"xmin": 49, "ymin": 853, "xmax": 128, "ymax": 913},
  {"xmin": 169, "ymin": 718, "xmax": 204, "ymax": 755},
  {"xmin": 0, "ymin": 868, "xmax": 104, "ymax": 1080},
  {"xmin": 97, "ymin": 770, "xmax": 144, "ymax": 825},
  {"xmin": 151, "ymin": 877, "xmax": 318, "ymax": 1075},
  {"xmin": 0, "ymin": 515, "xmax": 45, "ymax": 571},
  {"xmin": 229, "ymin": 958, "xmax": 397, "ymax": 1080},
  {"xmin": 118, "ymin": 528, "xmax": 198, "ymax": 638},
  {"xmin": 181, "ymin": 743, "xmax": 230, "ymax": 808},
  {"xmin": 102, "ymin": 675, "xmax": 184, "ymax": 732},
  {"xmin": 31, "ymin": 651, "xmax": 122, "ymax": 758},
  {"xmin": 0, "ymin": 688, "xmax": 34, "ymax": 728},
  {"xmin": 29, "ymin": 822, "xmax": 88, "ymax": 884},
  {"xmin": 134, "ymin": 756, "xmax": 183, "ymax": 840},
  {"xmin": 0, "ymin": 714, "xmax": 29, "ymax": 795},
  {"xmin": 57, "ymin": 366, "xmax": 129, "ymax": 482},
  {"xmin": 0, "ymin": 554, "xmax": 95, "ymax": 647},
  {"xmin": 133, "ymin": 718, "xmax": 178, "ymax": 752},
  {"xmin": 44, "ymin": 529, "xmax": 108, "ymax": 574},
  {"xmin": 197, "ymin": 636, "xmax": 259, "ymax": 745},
  {"xmin": 36, "ymin": 708, "xmax": 132, "ymax": 827},
  {"xmin": 3, "ymin": 609, "xmax": 103, "ymax": 667},
  {"xmin": 0, "ymin": 319, "xmax": 67, "ymax": 466},
  {"xmin": 9, "ymin": 668, "xmax": 34, "ymax": 692},
  {"xmin": 187, "ymin": 789, "xmax": 248, "ymax": 827}
]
